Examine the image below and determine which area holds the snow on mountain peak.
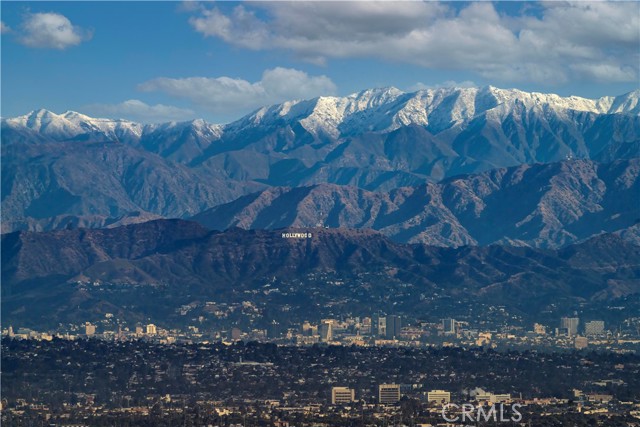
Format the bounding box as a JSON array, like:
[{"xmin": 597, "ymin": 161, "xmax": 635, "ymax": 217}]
[
  {"xmin": 606, "ymin": 89, "xmax": 640, "ymax": 115},
  {"xmin": 4, "ymin": 109, "xmax": 84, "ymax": 139},
  {"xmin": 481, "ymin": 87, "xmax": 638, "ymax": 116},
  {"xmin": 62, "ymin": 110, "xmax": 94, "ymax": 121},
  {"xmin": 3, "ymin": 109, "xmax": 146, "ymax": 141},
  {"xmin": 349, "ymin": 86, "xmax": 404, "ymax": 106},
  {"xmin": 3, "ymin": 86, "xmax": 638, "ymax": 144}
]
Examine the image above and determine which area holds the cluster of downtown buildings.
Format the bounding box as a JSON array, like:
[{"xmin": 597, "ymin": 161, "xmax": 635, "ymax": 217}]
[{"xmin": 3, "ymin": 313, "xmax": 636, "ymax": 354}]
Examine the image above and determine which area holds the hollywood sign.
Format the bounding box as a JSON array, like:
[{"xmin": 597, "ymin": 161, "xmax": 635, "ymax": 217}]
[{"xmin": 281, "ymin": 232, "xmax": 313, "ymax": 239}]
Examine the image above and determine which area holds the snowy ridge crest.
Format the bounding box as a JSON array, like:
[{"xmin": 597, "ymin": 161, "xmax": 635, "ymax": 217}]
[
  {"xmin": 238, "ymin": 86, "xmax": 640, "ymax": 137},
  {"xmin": 2, "ymin": 86, "xmax": 639, "ymax": 141}
]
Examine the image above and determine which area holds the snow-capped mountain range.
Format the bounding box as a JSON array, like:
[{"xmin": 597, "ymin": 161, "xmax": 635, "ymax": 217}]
[
  {"xmin": 2, "ymin": 86, "xmax": 639, "ymax": 243},
  {"xmin": 4, "ymin": 86, "xmax": 639, "ymax": 142},
  {"xmin": 234, "ymin": 85, "xmax": 640, "ymax": 137},
  {"xmin": 3, "ymin": 109, "xmax": 222, "ymax": 147}
]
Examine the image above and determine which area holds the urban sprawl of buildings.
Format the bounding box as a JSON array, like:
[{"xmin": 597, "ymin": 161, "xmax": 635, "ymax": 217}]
[{"xmin": 5, "ymin": 312, "xmax": 639, "ymax": 353}]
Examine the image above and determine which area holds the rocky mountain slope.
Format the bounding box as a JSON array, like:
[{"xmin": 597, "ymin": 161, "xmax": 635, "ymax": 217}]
[
  {"xmin": 192, "ymin": 159, "xmax": 639, "ymax": 248},
  {"xmin": 1, "ymin": 138, "xmax": 264, "ymax": 232},
  {"xmin": 2, "ymin": 86, "xmax": 639, "ymax": 234}
]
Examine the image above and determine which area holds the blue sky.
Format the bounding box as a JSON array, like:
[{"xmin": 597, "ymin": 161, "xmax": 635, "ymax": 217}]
[{"xmin": 2, "ymin": 1, "xmax": 639, "ymax": 124}]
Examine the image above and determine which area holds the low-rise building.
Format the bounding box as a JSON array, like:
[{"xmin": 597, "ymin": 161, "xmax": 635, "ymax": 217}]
[{"xmin": 427, "ymin": 389, "xmax": 451, "ymax": 404}]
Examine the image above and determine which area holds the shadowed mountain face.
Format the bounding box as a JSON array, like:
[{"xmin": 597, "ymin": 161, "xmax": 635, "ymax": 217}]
[
  {"xmin": 0, "ymin": 140, "xmax": 265, "ymax": 232},
  {"xmin": 2, "ymin": 86, "xmax": 639, "ymax": 233},
  {"xmin": 192, "ymin": 159, "xmax": 640, "ymax": 248},
  {"xmin": 2, "ymin": 220, "xmax": 639, "ymax": 328}
]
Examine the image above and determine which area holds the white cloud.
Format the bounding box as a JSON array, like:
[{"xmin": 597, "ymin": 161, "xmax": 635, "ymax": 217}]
[
  {"xmin": 18, "ymin": 12, "xmax": 91, "ymax": 49},
  {"xmin": 188, "ymin": 5, "xmax": 269, "ymax": 50},
  {"xmin": 1, "ymin": 21, "xmax": 11, "ymax": 34},
  {"xmin": 177, "ymin": 1, "xmax": 204, "ymax": 13},
  {"xmin": 187, "ymin": 2, "xmax": 639, "ymax": 85},
  {"xmin": 138, "ymin": 67, "xmax": 337, "ymax": 114},
  {"xmin": 85, "ymin": 100, "xmax": 196, "ymax": 123},
  {"xmin": 569, "ymin": 63, "xmax": 637, "ymax": 83}
]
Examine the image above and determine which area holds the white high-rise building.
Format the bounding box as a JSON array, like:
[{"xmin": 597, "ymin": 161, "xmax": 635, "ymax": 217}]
[
  {"xmin": 371, "ymin": 314, "xmax": 384, "ymax": 337},
  {"xmin": 331, "ymin": 387, "xmax": 355, "ymax": 405},
  {"xmin": 560, "ymin": 317, "xmax": 579, "ymax": 336},
  {"xmin": 378, "ymin": 384, "xmax": 401, "ymax": 404},
  {"xmin": 584, "ymin": 321, "xmax": 605, "ymax": 336}
]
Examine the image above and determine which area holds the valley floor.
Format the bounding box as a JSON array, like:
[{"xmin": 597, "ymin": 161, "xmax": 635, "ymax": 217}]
[{"xmin": 2, "ymin": 338, "xmax": 639, "ymax": 426}]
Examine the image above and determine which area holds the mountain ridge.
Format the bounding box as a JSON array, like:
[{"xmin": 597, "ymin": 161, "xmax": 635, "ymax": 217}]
[
  {"xmin": 3, "ymin": 219, "xmax": 639, "ymax": 328},
  {"xmin": 191, "ymin": 158, "xmax": 639, "ymax": 248},
  {"xmin": 3, "ymin": 86, "xmax": 639, "ymax": 236},
  {"xmin": 4, "ymin": 86, "xmax": 639, "ymax": 139}
]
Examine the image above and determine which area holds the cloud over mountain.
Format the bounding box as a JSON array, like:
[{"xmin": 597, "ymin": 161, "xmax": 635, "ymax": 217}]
[
  {"xmin": 85, "ymin": 99, "xmax": 196, "ymax": 124},
  {"xmin": 187, "ymin": 2, "xmax": 639, "ymax": 85},
  {"xmin": 138, "ymin": 67, "xmax": 337, "ymax": 115}
]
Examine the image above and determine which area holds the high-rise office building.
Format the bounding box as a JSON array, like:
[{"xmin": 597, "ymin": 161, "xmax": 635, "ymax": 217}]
[
  {"xmin": 320, "ymin": 321, "xmax": 333, "ymax": 342},
  {"xmin": 560, "ymin": 317, "xmax": 579, "ymax": 336},
  {"xmin": 427, "ymin": 390, "xmax": 451, "ymax": 404},
  {"xmin": 372, "ymin": 314, "xmax": 387, "ymax": 337},
  {"xmin": 331, "ymin": 387, "xmax": 355, "ymax": 405},
  {"xmin": 360, "ymin": 317, "xmax": 372, "ymax": 335},
  {"xmin": 385, "ymin": 315, "xmax": 402, "ymax": 339},
  {"xmin": 584, "ymin": 321, "xmax": 605, "ymax": 336},
  {"xmin": 378, "ymin": 384, "xmax": 401, "ymax": 404},
  {"xmin": 442, "ymin": 318, "xmax": 456, "ymax": 334}
]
